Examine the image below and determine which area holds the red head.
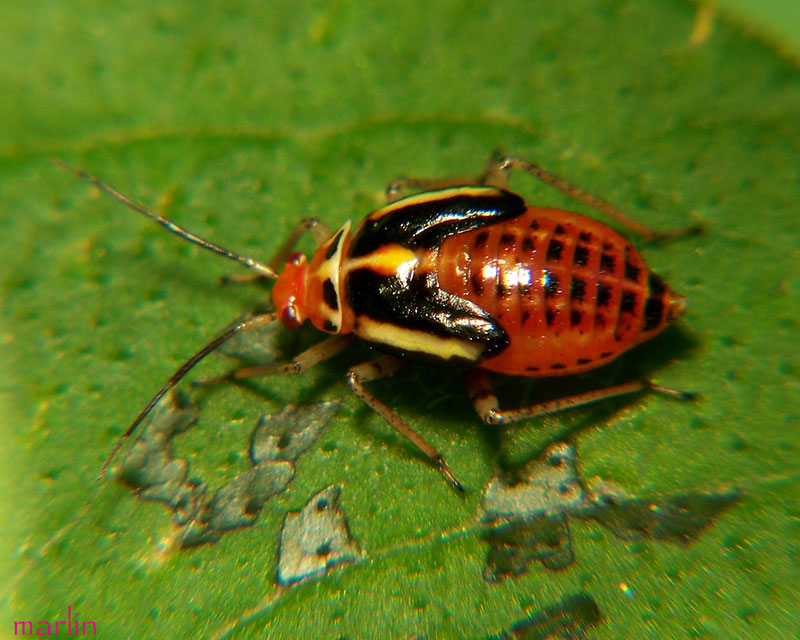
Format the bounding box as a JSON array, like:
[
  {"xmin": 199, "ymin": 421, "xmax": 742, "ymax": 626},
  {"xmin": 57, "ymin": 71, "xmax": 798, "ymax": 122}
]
[
  {"xmin": 272, "ymin": 251, "xmax": 309, "ymax": 328},
  {"xmin": 271, "ymin": 222, "xmax": 354, "ymax": 334}
]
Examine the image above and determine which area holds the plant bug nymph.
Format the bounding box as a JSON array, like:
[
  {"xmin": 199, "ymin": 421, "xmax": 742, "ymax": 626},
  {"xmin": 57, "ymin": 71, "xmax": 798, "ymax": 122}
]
[{"xmin": 56, "ymin": 154, "xmax": 698, "ymax": 492}]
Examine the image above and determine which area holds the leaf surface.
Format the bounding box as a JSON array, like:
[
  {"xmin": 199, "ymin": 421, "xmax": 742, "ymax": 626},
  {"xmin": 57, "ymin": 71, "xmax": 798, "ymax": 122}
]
[{"xmin": 3, "ymin": 1, "xmax": 799, "ymax": 638}]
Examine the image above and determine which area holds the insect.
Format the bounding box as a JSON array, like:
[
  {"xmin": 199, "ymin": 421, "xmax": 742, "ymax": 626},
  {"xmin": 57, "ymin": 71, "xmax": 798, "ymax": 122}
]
[{"xmin": 57, "ymin": 154, "xmax": 697, "ymax": 492}]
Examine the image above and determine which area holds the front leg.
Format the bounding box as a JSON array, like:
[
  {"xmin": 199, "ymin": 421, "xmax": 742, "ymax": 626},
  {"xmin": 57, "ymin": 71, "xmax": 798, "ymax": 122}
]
[
  {"xmin": 196, "ymin": 335, "xmax": 355, "ymax": 384},
  {"xmin": 220, "ymin": 217, "xmax": 333, "ymax": 285}
]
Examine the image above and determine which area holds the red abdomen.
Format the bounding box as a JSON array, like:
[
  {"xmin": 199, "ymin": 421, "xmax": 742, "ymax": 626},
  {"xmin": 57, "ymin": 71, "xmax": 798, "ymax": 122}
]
[{"xmin": 436, "ymin": 207, "xmax": 684, "ymax": 377}]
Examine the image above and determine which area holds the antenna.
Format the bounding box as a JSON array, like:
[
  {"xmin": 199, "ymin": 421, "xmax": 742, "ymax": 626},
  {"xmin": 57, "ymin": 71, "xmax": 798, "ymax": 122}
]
[
  {"xmin": 52, "ymin": 158, "xmax": 278, "ymax": 278},
  {"xmin": 54, "ymin": 159, "xmax": 282, "ymax": 476},
  {"xmin": 98, "ymin": 313, "xmax": 277, "ymax": 478}
]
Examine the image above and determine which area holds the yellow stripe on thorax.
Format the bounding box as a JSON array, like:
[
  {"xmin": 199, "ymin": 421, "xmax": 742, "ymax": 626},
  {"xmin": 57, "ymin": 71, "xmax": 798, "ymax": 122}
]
[{"xmin": 344, "ymin": 244, "xmax": 419, "ymax": 278}]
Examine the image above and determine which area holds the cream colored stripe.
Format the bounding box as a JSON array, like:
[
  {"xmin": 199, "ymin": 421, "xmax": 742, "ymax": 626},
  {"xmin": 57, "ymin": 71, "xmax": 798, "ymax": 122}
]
[
  {"xmin": 356, "ymin": 316, "xmax": 484, "ymax": 362},
  {"xmin": 367, "ymin": 186, "xmax": 504, "ymax": 221},
  {"xmin": 316, "ymin": 221, "xmax": 351, "ymax": 329}
]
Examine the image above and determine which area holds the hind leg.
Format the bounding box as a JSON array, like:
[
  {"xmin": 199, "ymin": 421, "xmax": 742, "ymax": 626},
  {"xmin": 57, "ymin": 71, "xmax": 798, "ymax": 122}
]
[
  {"xmin": 465, "ymin": 369, "xmax": 693, "ymax": 426},
  {"xmin": 483, "ymin": 154, "xmax": 701, "ymax": 241}
]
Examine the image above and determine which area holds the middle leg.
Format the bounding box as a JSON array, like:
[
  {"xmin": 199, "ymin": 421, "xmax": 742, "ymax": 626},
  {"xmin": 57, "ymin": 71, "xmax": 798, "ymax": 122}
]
[
  {"xmin": 384, "ymin": 152, "xmax": 506, "ymax": 203},
  {"xmin": 347, "ymin": 356, "xmax": 466, "ymax": 492}
]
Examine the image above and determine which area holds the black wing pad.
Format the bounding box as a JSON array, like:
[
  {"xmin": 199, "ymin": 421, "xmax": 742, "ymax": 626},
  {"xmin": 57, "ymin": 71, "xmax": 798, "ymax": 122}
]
[
  {"xmin": 348, "ymin": 187, "xmax": 526, "ymax": 258},
  {"xmin": 348, "ymin": 269, "xmax": 510, "ymax": 367}
]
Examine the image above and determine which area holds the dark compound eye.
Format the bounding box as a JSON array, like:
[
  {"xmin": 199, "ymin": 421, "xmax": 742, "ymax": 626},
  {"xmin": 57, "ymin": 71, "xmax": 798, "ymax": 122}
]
[
  {"xmin": 282, "ymin": 303, "xmax": 301, "ymax": 329},
  {"xmin": 288, "ymin": 252, "xmax": 304, "ymax": 266}
]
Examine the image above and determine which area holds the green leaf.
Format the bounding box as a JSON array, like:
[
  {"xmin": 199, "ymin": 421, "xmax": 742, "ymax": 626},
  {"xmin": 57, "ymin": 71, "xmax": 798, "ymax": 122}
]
[
  {"xmin": 3, "ymin": 1, "xmax": 798, "ymax": 638},
  {"xmin": 716, "ymin": 0, "xmax": 800, "ymax": 62}
]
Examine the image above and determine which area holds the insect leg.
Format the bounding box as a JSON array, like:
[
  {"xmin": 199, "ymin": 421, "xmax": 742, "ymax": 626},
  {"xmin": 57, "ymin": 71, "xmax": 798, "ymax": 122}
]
[
  {"xmin": 267, "ymin": 217, "xmax": 332, "ymax": 270},
  {"xmin": 197, "ymin": 334, "xmax": 355, "ymax": 384},
  {"xmin": 220, "ymin": 217, "xmax": 333, "ymax": 285},
  {"xmin": 466, "ymin": 369, "xmax": 655, "ymax": 426},
  {"xmin": 385, "ymin": 176, "xmax": 480, "ymax": 203},
  {"xmin": 484, "ymin": 155, "xmax": 701, "ymax": 241},
  {"xmin": 385, "ymin": 151, "xmax": 516, "ymax": 202},
  {"xmin": 346, "ymin": 356, "xmax": 466, "ymax": 493}
]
